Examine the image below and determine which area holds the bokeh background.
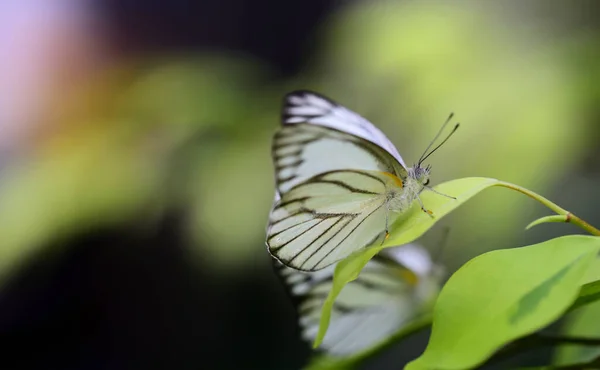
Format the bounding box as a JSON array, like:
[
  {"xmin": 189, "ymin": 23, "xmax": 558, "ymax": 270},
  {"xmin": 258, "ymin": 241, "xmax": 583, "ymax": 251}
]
[{"xmin": 1, "ymin": 1, "xmax": 599, "ymax": 369}]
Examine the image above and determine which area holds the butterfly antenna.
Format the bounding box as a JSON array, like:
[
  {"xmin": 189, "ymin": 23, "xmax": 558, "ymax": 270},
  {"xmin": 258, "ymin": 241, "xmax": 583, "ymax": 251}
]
[
  {"xmin": 418, "ymin": 113, "xmax": 453, "ymax": 163},
  {"xmin": 419, "ymin": 121, "xmax": 460, "ymax": 165},
  {"xmin": 418, "ymin": 113, "xmax": 458, "ymax": 165}
]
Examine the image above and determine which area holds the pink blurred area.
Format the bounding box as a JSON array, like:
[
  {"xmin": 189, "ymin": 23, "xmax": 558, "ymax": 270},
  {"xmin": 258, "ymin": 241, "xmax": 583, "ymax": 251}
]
[{"xmin": 0, "ymin": 1, "xmax": 110, "ymax": 152}]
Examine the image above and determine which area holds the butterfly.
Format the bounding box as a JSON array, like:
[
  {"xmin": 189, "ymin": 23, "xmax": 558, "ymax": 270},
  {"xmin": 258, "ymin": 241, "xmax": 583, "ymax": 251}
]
[
  {"xmin": 274, "ymin": 242, "xmax": 443, "ymax": 357},
  {"xmin": 266, "ymin": 90, "xmax": 458, "ymax": 271}
]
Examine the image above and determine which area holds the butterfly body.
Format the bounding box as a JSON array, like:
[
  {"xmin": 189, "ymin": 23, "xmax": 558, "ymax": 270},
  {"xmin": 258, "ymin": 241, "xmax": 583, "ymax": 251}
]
[
  {"xmin": 384, "ymin": 167, "xmax": 430, "ymax": 214},
  {"xmin": 267, "ymin": 90, "xmax": 456, "ymax": 271}
]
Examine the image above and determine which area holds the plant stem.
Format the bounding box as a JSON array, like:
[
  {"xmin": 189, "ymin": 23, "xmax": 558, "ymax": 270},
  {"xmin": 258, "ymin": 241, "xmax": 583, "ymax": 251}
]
[
  {"xmin": 568, "ymin": 213, "xmax": 600, "ymax": 237},
  {"xmin": 495, "ymin": 181, "xmax": 600, "ymax": 236}
]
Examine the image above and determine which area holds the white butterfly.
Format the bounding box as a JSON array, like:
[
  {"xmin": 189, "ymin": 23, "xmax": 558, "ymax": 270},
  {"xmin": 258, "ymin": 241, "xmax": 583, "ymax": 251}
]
[
  {"xmin": 266, "ymin": 91, "xmax": 458, "ymax": 271},
  {"xmin": 274, "ymin": 243, "xmax": 443, "ymax": 357}
]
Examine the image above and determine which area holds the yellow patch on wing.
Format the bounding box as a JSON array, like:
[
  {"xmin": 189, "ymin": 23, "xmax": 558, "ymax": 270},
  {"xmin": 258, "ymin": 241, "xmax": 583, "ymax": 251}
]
[
  {"xmin": 381, "ymin": 172, "xmax": 403, "ymax": 188},
  {"xmin": 397, "ymin": 269, "xmax": 419, "ymax": 286}
]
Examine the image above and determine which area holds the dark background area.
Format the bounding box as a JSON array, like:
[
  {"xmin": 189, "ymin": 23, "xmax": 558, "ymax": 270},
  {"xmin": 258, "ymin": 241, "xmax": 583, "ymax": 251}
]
[{"xmin": 0, "ymin": 1, "xmax": 334, "ymax": 369}]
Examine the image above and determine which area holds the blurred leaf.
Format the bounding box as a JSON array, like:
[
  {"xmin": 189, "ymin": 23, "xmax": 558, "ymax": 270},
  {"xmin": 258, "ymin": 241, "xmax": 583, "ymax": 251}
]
[
  {"xmin": 0, "ymin": 125, "xmax": 167, "ymax": 287},
  {"xmin": 121, "ymin": 57, "xmax": 267, "ymax": 134},
  {"xmin": 406, "ymin": 235, "xmax": 600, "ymax": 370},
  {"xmin": 554, "ymin": 301, "xmax": 600, "ymax": 367},
  {"xmin": 314, "ymin": 177, "xmax": 498, "ymax": 347},
  {"xmin": 0, "ymin": 55, "xmax": 273, "ymax": 285},
  {"xmin": 554, "ymin": 258, "xmax": 600, "ymax": 366},
  {"xmin": 564, "ymin": 257, "xmax": 600, "ymax": 313},
  {"xmin": 189, "ymin": 130, "xmax": 275, "ymax": 268},
  {"xmin": 569, "ymin": 280, "xmax": 600, "ymax": 313}
]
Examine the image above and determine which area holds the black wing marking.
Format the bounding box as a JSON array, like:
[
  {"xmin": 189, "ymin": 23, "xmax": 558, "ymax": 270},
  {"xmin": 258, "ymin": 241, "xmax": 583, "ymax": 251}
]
[{"xmin": 281, "ymin": 90, "xmax": 408, "ymax": 168}]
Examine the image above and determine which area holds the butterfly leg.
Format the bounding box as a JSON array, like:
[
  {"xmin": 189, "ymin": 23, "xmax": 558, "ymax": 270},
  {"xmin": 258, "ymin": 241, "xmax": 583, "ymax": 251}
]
[
  {"xmin": 425, "ymin": 186, "xmax": 456, "ymax": 200},
  {"xmin": 416, "ymin": 196, "xmax": 435, "ymax": 218},
  {"xmin": 381, "ymin": 208, "xmax": 390, "ymax": 246}
]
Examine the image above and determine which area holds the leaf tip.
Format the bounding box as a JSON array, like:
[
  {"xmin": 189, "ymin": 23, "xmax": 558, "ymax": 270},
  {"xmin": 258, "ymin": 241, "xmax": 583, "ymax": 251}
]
[{"xmin": 525, "ymin": 215, "xmax": 569, "ymax": 230}]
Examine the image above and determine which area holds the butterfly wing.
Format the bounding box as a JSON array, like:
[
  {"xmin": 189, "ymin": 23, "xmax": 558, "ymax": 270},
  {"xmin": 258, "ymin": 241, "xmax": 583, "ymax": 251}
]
[
  {"xmin": 274, "ymin": 245, "xmax": 427, "ymax": 357},
  {"xmin": 273, "ymin": 123, "xmax": 407, "ymax": 194},
  {"xmin": 282, "ymin": 90, "xmax": 408, "ymax": 169},
  {"xmin": 269, "ymin": 90, "xmax": 409, "ymax": 270},
  {"xmin": 267, "ymin": 170, "xmax": 398, "ymax": 271}
]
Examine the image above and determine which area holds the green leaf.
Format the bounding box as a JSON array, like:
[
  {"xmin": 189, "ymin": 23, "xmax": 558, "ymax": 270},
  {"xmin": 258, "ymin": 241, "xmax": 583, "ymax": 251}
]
[
  {"xmin": 582, "ymin": 257, "xmax": 600, "ymax": 285},
  {"xmin": 406, "ymin": 235, "xmax": 600, "ymax": 370},
  {"xmin": 554, "ymin": 301, "xmax": 600, "ymax": 367},
  {"xmin": 562, "ymin": 257, "xmax": 600, "ymax": 314},
  {"xmin": 569, "ymin": 280, "xmax": 600, "ymax": 313},
  {"xmin": 383, "ymin": 177, "xmax": 500, "ymax": 248},
  {"xmin": 525, "ymin": 215, "xmax": 569, "ymax": 230},
  {"xmin": 554, "ymin": 258, "xmax": 600, "ymax": 366},
  {"xmin": 313, "ymin": 177, "xmax": 499, "ymax": 348}
]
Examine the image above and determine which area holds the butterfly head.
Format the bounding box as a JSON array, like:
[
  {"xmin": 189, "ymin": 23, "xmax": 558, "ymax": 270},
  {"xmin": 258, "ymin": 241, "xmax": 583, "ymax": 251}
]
[{"xmin": 410, "ymin": 164, "xmax": 432, "ymax": 187}]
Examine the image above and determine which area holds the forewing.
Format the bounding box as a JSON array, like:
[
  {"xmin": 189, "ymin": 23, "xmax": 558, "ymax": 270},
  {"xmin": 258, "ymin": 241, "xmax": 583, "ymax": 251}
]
[
  {"xmin": 273, "ymin": 123, "xmax": 406, "ymax": 194},
  {"xmin": 282, "ymin": 90, "xmax": 408, "ymax": 168},
  {"xmin": 267, "ymin": 170, "xmax": 397, "ymax": 271},
  {"xmin": 274, "ymin": 249, "xmax": 421, "ymax": 357}
]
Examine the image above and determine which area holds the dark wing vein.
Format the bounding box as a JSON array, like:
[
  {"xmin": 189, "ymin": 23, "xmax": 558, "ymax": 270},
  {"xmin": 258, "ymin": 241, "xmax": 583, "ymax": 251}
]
[
  {"xmin": 288, "ymin": 215, "xmax": 354, "ymax": 266},
  {"xmin": 308, "ymin": 202, "xmax": 385, "ymax": 270},
  {"xmin": 294, "ymin": 216, "xmax": 356, "ymax": 269},
  {"xmin": 269, "ymin": 217, "xmax": 325, "ymax": 252},
  {"xmin": 268, "ymin": 169, "xmax": 393, "ymax": 271}
]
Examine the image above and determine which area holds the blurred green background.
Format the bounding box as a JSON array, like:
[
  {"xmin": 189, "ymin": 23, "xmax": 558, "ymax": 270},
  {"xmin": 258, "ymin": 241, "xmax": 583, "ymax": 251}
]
[{"xmin": 0, "ymin": 1, "xmax": 599, "ymax": 369}]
